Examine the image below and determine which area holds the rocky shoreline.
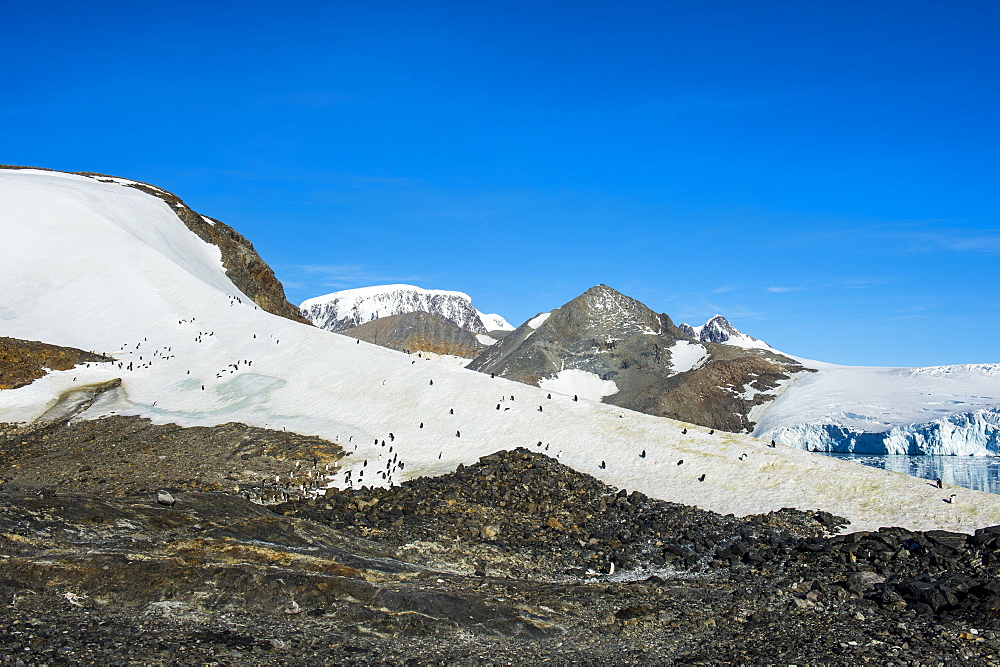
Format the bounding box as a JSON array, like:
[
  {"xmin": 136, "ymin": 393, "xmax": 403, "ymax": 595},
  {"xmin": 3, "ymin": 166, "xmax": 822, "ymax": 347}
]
[{"xmin": 2, "ymin": 419, "xmax": 1000, "ymax": 663}]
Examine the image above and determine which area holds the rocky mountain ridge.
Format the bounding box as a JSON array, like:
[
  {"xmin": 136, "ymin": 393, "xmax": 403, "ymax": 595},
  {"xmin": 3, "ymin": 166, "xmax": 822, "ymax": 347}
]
[
  {"xmin": 468, "ymin": 285, "xmax": 810, "ymax": 434},
  {"xmin": 301, "ymin": 284, "xmax": 511, "ymax": 334},
  {"xmin": 680, "ymin": 314, "xmax": 773, "ymax": 349}
]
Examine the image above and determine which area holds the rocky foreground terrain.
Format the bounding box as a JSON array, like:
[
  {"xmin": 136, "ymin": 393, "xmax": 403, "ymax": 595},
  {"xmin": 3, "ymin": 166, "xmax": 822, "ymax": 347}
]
[{"xmin": 2, "ymin": 417, "xmax": 1000, "ymax": 663}]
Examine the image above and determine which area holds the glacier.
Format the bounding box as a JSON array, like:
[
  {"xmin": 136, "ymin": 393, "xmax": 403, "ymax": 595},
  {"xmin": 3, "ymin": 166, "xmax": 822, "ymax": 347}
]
[{"xmin": 765, "ymin": 408, "xmax": 1000, "ymax": 456}]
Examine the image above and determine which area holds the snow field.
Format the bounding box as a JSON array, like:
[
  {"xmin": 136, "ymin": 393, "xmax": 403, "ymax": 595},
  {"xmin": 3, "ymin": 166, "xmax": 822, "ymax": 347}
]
[{"xmin": 3, "ymin": 170, "xmax": 1000, "ymax": 533}]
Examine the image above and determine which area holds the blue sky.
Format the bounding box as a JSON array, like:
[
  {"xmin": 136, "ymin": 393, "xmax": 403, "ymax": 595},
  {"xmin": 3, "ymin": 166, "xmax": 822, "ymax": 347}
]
[{"xmin": 4, "ymin": 0, "xmax": 997, "ymax": 366}]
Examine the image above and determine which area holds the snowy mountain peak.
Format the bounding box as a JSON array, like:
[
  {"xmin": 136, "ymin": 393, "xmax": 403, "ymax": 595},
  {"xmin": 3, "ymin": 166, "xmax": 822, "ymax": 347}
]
[
  {"xmin": 300, "ymin": 284, "xmax": 512, "ymax": 334},
  {"xmin": 681, "ymin": 315, "xmax": 773, "ymax": 350}
]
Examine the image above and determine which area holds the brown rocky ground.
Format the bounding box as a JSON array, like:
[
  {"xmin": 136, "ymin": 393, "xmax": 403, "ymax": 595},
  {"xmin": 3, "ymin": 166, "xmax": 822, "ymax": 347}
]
[
  {"xmin": 0, "ymin": 337, "xmax": 111, "ymax": 391},
  {"xmin": 1, "ymin": 418, "xmax": 1000, "ymax": 663},
  {"xmin": 343, "ymin": 311, "xmax": 486, "ymax": 358},
  {"xmin": 0, "ymin": 416, "xmax": 344, "ymax": 502}
]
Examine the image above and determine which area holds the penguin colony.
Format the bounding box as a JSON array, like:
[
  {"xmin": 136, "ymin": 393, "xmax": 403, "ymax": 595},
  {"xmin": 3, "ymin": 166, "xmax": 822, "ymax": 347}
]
[{"xmin": 58, "ymin": 314, "xmax": 966, "ymax": 507}]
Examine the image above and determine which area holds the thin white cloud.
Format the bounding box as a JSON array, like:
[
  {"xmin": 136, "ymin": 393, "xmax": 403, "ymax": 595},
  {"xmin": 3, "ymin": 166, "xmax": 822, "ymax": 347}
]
[{"xmin": 767, "ymin": 285, "xmax": 812, "ymax": 293}]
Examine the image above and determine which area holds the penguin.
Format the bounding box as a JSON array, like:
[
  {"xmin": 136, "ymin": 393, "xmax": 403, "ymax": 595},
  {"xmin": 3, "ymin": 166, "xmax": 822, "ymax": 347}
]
[
  {"xmin": 739, "ymin": 453, "xmax": 748, "ymax": 461},
  {"xmin": 936, "ymin": 478, "xmax": 943, "ymax": 488},
  {"xmin": 640, "ymin": 450, "xmax": 646, "ymax": 458},
  {"xmin": 439, "ymin": 452, "xmax": 442, "ymax": 459},
  {"xmin": 709, "ymin": 430, "xmax": 715, "ymax": 435},
  {"xmin": 547, "ymin": 394, "xmax": 551, "ymax": 399},
  {"xmin": 677, "ymin": 460, "xmax": 683, "ymax": 466},
  {"xmin": 449, "ymin": 408, "xmax": 454, "ymax": 414},
  {"xmin": 769, "ymin": 439, "xmax": 776, "ymax": 447},
  {"xmin": 430, "ymin": 379, "xmax": 434, "ymax": 385},
  {"xmin": 946, "ymin": 494, "xmax": 957, "ymax": 504},
  {"xmin": 682, "ymin": 429, "xmax": 687, "ymax": 435},
  {"xmin": 497, "ymin": 404, "xmax": 501, "ymax": 410},
  {"xmin": 538, "ymin": 406, "xmax": 543, "ymax": 412},
  {"xmin": 573, "ymin": 395, "xmax": 578, "ymax": 402},
  {"xmin": 389, "ymin": 433, "xmax": 395, "ymax": 441},
  {"xmin": 698, "ymin": 474, "xmax": 706, "ymax": 482},
  {"xmin": 419, "ymin": 423, "xmax": 424, "ymax": 428},
  {"xmin": 599, "ymin": 461, "xmax": 606, "ymax": 469},
  {"xmin": 491, "ymin": 373, "xmax": 495, "ymax": 378},
  {"xmin": 456, "ymin": 430, "xmax": 461, "ymax": 437}
]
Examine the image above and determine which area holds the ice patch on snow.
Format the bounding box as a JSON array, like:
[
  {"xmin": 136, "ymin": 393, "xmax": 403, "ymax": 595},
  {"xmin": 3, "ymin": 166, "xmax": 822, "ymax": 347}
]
[
  {"xmin": 538, "ymin": 369, "xmax": 618, "ymax": 401},
  {"xmin": 527, "ymin": 312, "xmax": 550, "ymax": 329},
  {"xmin": 477, "ymin": 310, "xmax": 514, "ymax": 331},
  {"xmin": 668, "ymin": 340, "xmax": 708, "ymax": 375}
]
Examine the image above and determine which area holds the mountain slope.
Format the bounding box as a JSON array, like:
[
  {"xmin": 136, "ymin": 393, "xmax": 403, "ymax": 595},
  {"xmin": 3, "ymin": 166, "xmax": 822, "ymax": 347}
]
[
  {"xmin": 301, "ymin": 284, "xmax": 512, "ymax": 334},
  {"xmin": 341, "ymin": 311, "xmax": 487, "ymax": 358},
  {"xmin": 2, "ymin": 168, "xmax": 999, "ymax": 533},
  {"xmin": 468, "ymin": 285, "xmax": 810, "ymax": 433},
  {"xmin": 1, "ymin": 165, "xmax": 307, "ymax": 325}
]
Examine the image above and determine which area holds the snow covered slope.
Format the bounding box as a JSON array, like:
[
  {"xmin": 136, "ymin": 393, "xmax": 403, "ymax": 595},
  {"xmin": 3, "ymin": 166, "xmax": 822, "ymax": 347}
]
[
  {"xmin": 3, "ymin": 168, "xmax": 1000, "ymax": 534},
  {"xmin": 300, "ymin": 285, "xmax": 512, "ymax": 334},
  {"xmin": 753, "ymin": 360, "xmax": 1000, "ymax": 455}
]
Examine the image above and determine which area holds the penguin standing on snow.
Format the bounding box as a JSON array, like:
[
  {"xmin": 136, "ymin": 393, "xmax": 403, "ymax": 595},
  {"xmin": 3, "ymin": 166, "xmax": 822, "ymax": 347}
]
[
  {"xmin": 640, "ymin": 450, "xmax": 646, "ymax": 458},
  {"xmin": 599, "ymin": 461, "xmax": 606, "ymax": 469}
]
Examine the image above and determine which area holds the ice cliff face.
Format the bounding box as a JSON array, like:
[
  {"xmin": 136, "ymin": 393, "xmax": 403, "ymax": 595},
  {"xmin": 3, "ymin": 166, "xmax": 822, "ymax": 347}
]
[
  {"xmin": 300, "ymin": 285, "xmax": 512, "ymax": 334},
  {"xmin": 763, "ymin": 408, "xmax": 1000, "ymax": 456},
  {"xmin": 754, "ymin": 363, "xmax": 1000, "ymax": 455}
]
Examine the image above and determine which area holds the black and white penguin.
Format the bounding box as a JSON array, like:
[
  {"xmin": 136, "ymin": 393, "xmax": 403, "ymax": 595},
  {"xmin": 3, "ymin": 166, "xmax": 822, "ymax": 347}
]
[
  {"xmin": 936, "ymin": 478, "xmax": 943, "ymax": 488},
  {"xmin": 599, "ymin": 461, "xmax": 606, "ymax": 469},
  {"xmin": 698, "ymin": 474, "xmax": 706, "ymax": 482},
  {"xmin": 677, "ymin": 460, "xmax": 683, "ymax": 466},
  {"xmin": 640, "ymin": 450, "xmax": 646, "ymax": 458}
]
